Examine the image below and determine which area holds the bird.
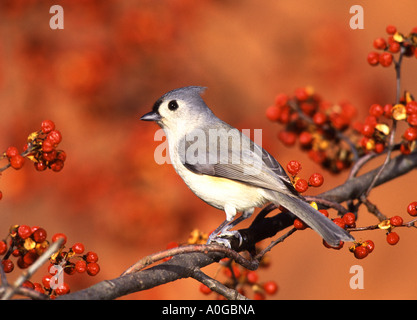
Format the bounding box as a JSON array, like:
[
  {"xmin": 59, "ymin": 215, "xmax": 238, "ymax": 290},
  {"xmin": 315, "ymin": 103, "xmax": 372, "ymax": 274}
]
[{"xmin": 140, "ymin": 86, "xmax": 355, "ymax": 247}]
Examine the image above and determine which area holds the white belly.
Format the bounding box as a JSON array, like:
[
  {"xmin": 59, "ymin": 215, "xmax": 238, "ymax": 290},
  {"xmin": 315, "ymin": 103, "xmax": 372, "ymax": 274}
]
[{"xmin": 179, "ymin": 168, "xmax": 267, "ymax": 212}]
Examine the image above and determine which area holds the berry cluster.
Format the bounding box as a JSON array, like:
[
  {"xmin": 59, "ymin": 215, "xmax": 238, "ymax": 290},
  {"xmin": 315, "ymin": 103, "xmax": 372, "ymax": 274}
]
[
  {"xmin": 367, "ymin": 25, "xmax": 417, "ymax": 68},
  {"xmin": 26, "ymin": 120, "xmax": 66, "ymax": 172},
  {"xmin": 346, "ymin": 201, "xmax": 417, "ymax": 259},
  {"xmin": 266, "ymin": 87, "xmax": 357, "ymax": 173},
  {"xmin": 354, "ymin": 93, "xmax": 417, "ymax": 155},
  {"xmin": 199, "ymin": 258, "xmax": 278, "ymax": 300},
  {"xmin": 286, "ymin": 160, "xmax": 324, "ymax": 193},
  {"xmin": 2, "ymin": 120, "xmax": 66, "ymax": 173},
  {"xmin": 0, "ymin": 225, "xmax": 99, "ymax": 298},
  {"xmin": 349, "ymin": 240, "xmax": 375, "ymax": 259},
  {"xmin": 0, "ymin": 120, "xmax": 66, "ymax": 200}
]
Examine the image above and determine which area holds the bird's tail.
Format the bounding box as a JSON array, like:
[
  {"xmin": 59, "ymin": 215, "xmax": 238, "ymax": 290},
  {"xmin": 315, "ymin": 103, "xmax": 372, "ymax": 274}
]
[{"xmin": 265, "ymin": 191, "xmax": 355, "ymax": 247}]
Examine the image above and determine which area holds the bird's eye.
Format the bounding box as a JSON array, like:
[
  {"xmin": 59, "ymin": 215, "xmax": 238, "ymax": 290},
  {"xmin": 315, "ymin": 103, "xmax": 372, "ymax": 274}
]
[{"xmin": 168, "ymin": 100, "xmax": 179, "ymax": 111}]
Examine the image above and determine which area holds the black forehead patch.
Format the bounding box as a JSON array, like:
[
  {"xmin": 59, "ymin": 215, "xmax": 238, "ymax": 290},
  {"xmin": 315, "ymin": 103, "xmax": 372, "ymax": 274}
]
[{"xmin": 152, "ymin": 99, "xmax": 163, "ymax": 113}]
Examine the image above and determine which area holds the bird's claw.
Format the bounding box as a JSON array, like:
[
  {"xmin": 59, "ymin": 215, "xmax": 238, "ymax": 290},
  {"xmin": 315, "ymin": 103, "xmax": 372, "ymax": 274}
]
[{"xmin": 206, "ymin": 230, "xmax": 243, "ymax": 248}]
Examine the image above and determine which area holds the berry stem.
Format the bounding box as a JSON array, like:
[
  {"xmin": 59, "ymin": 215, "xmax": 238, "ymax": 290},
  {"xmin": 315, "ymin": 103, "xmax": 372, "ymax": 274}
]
[
  {"xmin": 363, "ymin": 47, "xmax": 405, "ymax": 198},
  {"xmin": 191, "ymin": 268, "xmax": 248, "ymax": 300}
]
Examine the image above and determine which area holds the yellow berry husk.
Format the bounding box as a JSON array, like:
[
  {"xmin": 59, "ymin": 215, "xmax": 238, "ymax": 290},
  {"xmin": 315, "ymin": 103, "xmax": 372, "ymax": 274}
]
[
  {"xmin": 378, "ymin": 219, "xmax": 391, "ymax": 230},
  {"xmin": 392, "ymin": 104, "xmax": 407, "ymax": 120},
  {"xmin": 393, "ymin": 32, "xmax": 404, "ymax": 43},
  {"xmin": 375, "ymin": 123, "xmax": 390, "ymax": 136},
  {"xmin": 309, "ymin": 201, "xmax": 318, "ymax": 210}
]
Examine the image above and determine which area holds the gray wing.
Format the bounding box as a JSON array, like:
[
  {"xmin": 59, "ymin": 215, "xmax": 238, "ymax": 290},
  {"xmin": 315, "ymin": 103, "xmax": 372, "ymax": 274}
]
[{"xmin": 178, "ymin": 123, "xmax": 299, "ymax": 198}]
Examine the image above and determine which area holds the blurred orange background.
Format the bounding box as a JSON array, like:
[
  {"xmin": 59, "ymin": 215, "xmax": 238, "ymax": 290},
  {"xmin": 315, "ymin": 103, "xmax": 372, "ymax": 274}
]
[{"xmin": 1, "ymin": 0, "xmax": 417, "ymax": 299}]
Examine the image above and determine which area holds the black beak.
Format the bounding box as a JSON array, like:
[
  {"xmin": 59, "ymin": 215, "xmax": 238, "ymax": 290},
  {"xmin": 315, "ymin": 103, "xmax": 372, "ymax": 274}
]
[{"xmin": 140, "ymin": 111, "xmax": 162, "ymax": 122}]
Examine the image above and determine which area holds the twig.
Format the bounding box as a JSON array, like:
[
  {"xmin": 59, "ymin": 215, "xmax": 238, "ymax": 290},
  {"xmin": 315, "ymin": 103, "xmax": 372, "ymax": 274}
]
[
  {"xmin": 363, "ymin": 47, "xmax": 404, "ymax": 198},
  {"xmin": 253, "ymin": 228, "xmax": 297, "ymax": 261},
  {"xmin": 121, "ymin": 243, "xmax": 258, "ymax": 276},
  {"xmin": 191, "ymin": 268, "xmax": 249, "ymax": 300},
  {"xmin": 360, "ymin": 196, "xmax": 387, "ymax": 221},
  {"xmin": 304, "ymin": 196, "xmax": 348, "ymax": 214},
  {"xmin": 1, "ymin": 238, "xmax": 64, "ymax": 300}
]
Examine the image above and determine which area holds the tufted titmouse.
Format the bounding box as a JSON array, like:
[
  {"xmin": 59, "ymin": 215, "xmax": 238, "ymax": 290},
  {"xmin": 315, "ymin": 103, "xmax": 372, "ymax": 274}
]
[{"xmin": 141, "ymin": 86, "xmax": 354, "ymax": 247}]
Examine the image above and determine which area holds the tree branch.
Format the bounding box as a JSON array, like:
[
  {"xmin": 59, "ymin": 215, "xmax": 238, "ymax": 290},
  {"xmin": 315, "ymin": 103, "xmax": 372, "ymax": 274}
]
[{"xmin": 58, "ymin": 150, "xmax": 417, "ymax": 300}]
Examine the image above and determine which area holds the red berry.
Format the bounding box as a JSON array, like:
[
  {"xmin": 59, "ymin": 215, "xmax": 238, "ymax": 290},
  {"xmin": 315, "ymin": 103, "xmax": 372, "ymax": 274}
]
[
  {"xmin": 278, "ymin": 130, "xmax": 297, "ymax": 146},
  {"xmin": 42, "ymin": 150, "xmax": 57, "ymax": 162},
  {"xmin": 293, "ymin": 218, "xmax": 307, "ymax": 230},
  {"xmin": 373, "ymin": 37, "xmax": 387, "ymax": 50},
  {"xmin": 386, "ymin": 232, "xmax": 400, "ymax": 245},
  {"xmin": 50, "ymin": 159, "xmax": 65, "ymax": 172},
  {"xmin": 5, "ymin": 146, "xmax": 19, "ymax": 158},
  {"xmin": 404, "ymin": 127, "xmax": 417, "ymax": 141},
  {"xmin": 42, "ymin": 139, "xmax": 54, "ymax": 153},
  {"xmin": 386, "ymin": 25, "xmax": 397, "ymax": 35},
  {"xmin": 23, "ymin": 250, "xmax": 38, "ymax": 265},
  {"xmin": 246, "ymin": 271, "xmax": 258, "ymax": 284},
  {"xmin": 354, "ymin": 246, "xmax": 369, "ymax": 259},
  {"xmin": 33, "ymin": 283, "xmax": 45, "ymax": 294},
  {"xmin": 361, "ymin": 124, "xmax": 375, "ymax": 138},
  {"xmin": 375, "ymin": 142, "xmax": 385, "ymax": 154},
  {"xmin": 308, "ymin": 173, "xmax": 324, "ymax": 187},
  {"xmin": 10, "ymin": 155, "xmax": 25, "ymax": 169},
  {"xmin": 0, "ymin": 240, "xmax": 7, "ymax": 255},
  {"xmin": 407, "ymin": 201, "xmax": 417, "ymax": 216},
  {"xmin": 253, "ymin": 292, "xmax": 266, "ymax": 300},
  {"xmin": 46, "ymin": 130, "xmax": 62, "ymax": 145},
  {"xmin": 294, "ymin": 178, "xmax": 308, "ymax": 193},
  {"xmin": 295, "ymin": 87, "xmax": 309, "ymax": 101},
  {"xmin": 86, "ymin": 262, "xmax": 100, "ymax": 276},
  {"xmin": 275, "ymin": 93, "xmax": 288, "ymax": 107},
  {"xmin": 199, "ymin": 283, "xmax": 212, "ymax": 295},
  {"xmin": 406, "ymin": 101, "xmax": 417, "ymax": 114},
  {"xmin": 18, "ymin": 225, "xmax": 32, "ymax": 239},
  {"xmin": 75, "ymin": 260, "xmax": 87, "ymax": 273},
  {"xmin": 85, "ymin": 251, "xmax": 98, "ymax": 263},
  {"xmin": 379, "ymin": 52, "xmax": 393, "ymax": 67},
  {"xmin": 319, "ymin": 209, "xmax": 329, "ymax": 217},
  {"xmin": 332, "ymin": 218, "xmax": 346, "ymax": 229},
  {"xmin": 64, "ymin": 262, "xmax": 76, "ymax": 275},
  {"xmin": 42, "ymin": 275, "xmax": 52, "ymax": 289},
  {"xmin": 52, "ymin": 233, "xmax": 67, "ymax": 245},
  {"xmin": 286, "ymin": 160, "xmax": 302, "ymax": 176},
  {"xmin": 299, "ymin": 131, "xmax": 313, "ymax": 146},
  {"xmin": 369, "ymin": 104, "xmax": 384, "ymax": 117},
  {"xmin": 383, "ymin": 104, "xmax": 393, "ymax": 119},
  {"xmin": 365, "ymin": 240, "xmax": 375, "ymax": 253},
  {"xmin": 22, "ymin": 280, "xmax": 35, "ymax": 289},
  {"xmin": 55, "ymin": 282, "xmax": 70, "ymax": 295},
  {"xmin": 400, "ymin": 142, "xmax": 411, "ymax": 155},
  {"xmin": 32, "ymin": 228, "xmax": 47, "ymax": 243},
  {"xmin": 56, "ymin": 150, "xmax": 67, "ymax": 162},
  {"xmin": 313, "ymin": 112, "xmax": 327, "ymax": 126},
  {"xmin": 390, "ymin": 215, "xmax": 403, "ymax": 226},
  {"xmin": 2, "ymin": 259, "xmax": 14, "ymax": 273},
  {"xmin": 34, "ymin": 161, "xmax": 48, "ymax": 171},
  {"xmin": 266, "ymin": 106, "xmax": 281, "ymax": 121},
  {"xmin": 343, "ymin": 212, "xmax": 356, "ymax": 227},
  {"xmin": 41, "ymin": 120, "xmax": 55, "ymax": 134},
  {"xmin": 263, "ymin": 281, "xmax": 278, "ymax": 295},
  {"xmin": 389, "ymin": 41, "xmax": 401, "ymax": 53},
  {"xmin": 322, "ymin": 239, "xmax": 344, "ymax": 250},
  {"xmin": 407, "ymin": 114, "xmax": 417, "ymax": 127},
  {"xmin": 367, "ymin": 52, "xmax": 379, "ymax": 66},
  {"xmin": 72, "ymin": 242, "xmax": 85, "ymax": 254}
]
